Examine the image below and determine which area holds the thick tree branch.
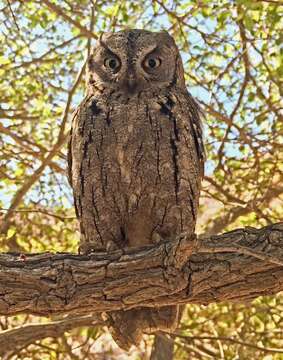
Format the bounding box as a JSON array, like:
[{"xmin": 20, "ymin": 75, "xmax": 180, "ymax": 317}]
[{"xmin": 0, "ymin": 223, "xmax": 282, "ymax": 317}]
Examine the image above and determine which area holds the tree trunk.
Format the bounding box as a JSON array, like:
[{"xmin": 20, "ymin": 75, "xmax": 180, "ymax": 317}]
[{"xmin": 150, "ymin": 334, "xmax": 174, "ymax": 360}]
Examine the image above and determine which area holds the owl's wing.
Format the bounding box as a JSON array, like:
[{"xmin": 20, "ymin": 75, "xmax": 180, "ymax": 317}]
[
  {"xmin": 67, "ymin": 110, "xmax": 77, "ymax": 188},
  {"xmin": 67, "ymin": 127, "xmax": 73, "ymax": 187},
  {"xmin": 67, "ymin": 92, "xmax": 95, "ymax": 188},
  {"xmin": 67, "ymin": 101, "xmax": 85, "ymax": 188},
  {"xmin": 186, "ymin": 92, "xmax": 205, "ymax": 178}
]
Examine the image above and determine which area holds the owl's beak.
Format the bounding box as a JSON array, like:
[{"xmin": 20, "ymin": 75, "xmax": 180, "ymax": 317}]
[{"xmin": 126, "ymin": 74, "xmax": 137, "ymax": 92}]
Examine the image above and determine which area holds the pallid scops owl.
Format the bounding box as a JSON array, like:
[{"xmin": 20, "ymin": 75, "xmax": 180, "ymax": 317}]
[{"xmin": 68, "ymin": 29, "xmax": 204, "ymax": 350}]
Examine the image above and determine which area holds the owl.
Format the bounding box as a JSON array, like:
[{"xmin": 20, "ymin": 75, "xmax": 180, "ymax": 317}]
[{"xmin": 68, "ymin": 29, "xmax": 204, "ymax": 350}]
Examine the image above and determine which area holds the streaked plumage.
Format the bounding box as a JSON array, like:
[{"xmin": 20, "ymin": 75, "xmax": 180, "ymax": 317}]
[{"xmin": 68, "ymin": 29, "xmax": 204, "ymax": 350}]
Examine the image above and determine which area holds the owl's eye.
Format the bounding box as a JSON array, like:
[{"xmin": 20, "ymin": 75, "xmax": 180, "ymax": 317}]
[
  {"xmin": 143, "ymin": 57, "xmax": 162, "ymax": 70},
  {"xmin": 104, "ymin": 57, "xmax": 121, "ymax": 71}
]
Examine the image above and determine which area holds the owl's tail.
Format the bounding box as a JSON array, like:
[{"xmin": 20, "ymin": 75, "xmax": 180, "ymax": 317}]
[{"xmin": 107, "ymin": 305, "xmax": 180, "ymax": 350}]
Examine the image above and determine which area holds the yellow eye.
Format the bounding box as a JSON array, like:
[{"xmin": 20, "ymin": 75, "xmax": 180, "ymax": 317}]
[
  {"xmin": 104, "ymin": 57, "xmax": 121, "ymax": 71},
  {"xmin": 143, "ymin": 57, "xmax": 162, "ymax": 69}
]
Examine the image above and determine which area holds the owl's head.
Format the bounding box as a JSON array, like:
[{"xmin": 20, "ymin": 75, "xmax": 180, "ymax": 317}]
[{"xmin": 87, "ymin": 29, "xmax": 186, "ymax": 94}]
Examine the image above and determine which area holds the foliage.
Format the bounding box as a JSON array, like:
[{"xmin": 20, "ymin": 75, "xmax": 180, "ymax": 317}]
[{"xmin": 0, "ymin": 0, "xmax": 282, "ymax": 359}]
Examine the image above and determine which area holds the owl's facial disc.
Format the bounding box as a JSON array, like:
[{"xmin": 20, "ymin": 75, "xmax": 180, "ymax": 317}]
[{"xmin": 87, "ymin": 30, "xmax": 185, "ymax": 94}]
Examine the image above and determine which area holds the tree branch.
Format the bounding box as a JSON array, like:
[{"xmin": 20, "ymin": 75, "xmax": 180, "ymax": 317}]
[
  {"xmin": 0, "ymin": 315, "xmax": 104, "ymax": 358},
  {"xmin": 0, "ymin": 223, "xmax": 282, "ymax": 317},
  {"xmin": 39, "ymin": 0, "xmax": 97, "ymax": 40},
  {"xmin": 0, "ymin": 60, "xmax": 86, "ymax": 235},
  {"xmin": 205, "ymin": 183, "xmax": 283, "ymax": 235},
  {"xmin": 173, "ymin": 333, "xmax": 283, "ymax": 355}
]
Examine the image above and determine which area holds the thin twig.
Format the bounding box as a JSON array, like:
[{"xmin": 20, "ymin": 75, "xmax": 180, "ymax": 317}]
[
  {"xmin": 6, "ymin": 0, "xmax": 20, "ymax": 31},
  {"xmin": 39, "ymin": 0, "xmax": 97, "ymax": 40},
  {"xmin": 173, "ymin": 333, "xmax": 283, "ymax": 354}
]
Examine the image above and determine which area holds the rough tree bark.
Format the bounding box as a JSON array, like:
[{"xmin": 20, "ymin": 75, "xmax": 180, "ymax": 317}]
[{"xmin": 0, "ymin": 223, "xmax": 282, "ymax": 318}]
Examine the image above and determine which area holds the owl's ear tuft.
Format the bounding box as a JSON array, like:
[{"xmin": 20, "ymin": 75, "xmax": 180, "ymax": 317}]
[{"xmin": 175, "ymin": 54, "xmax": 186, "ymax": 88}]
